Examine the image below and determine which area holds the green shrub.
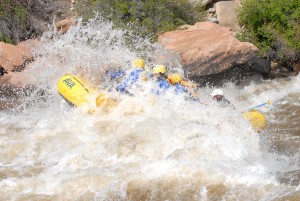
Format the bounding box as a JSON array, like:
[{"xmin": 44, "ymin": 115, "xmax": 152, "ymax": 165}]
[
  {"xmin": 237, "ymin": 0, "xmax": 300, "ymax": 63},
  {"xmin": 0, "ymin": 33, "xmax": 13, "ymax": 44},
  {"xmin": 15, "ymin": 4, "xmax": 27, "ymax": 24},
  {"xmin": 76, "ymin": 0, "xmax": 205, "ymax": 42},
  {"xmin": 0, "ymin": 0, "xmax": 28, "ymax": 24}
]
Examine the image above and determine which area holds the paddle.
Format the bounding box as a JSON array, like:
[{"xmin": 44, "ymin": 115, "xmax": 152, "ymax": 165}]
[{"xmin": 248, "ymin": 100, "xmax": 271, "ymax": 111}]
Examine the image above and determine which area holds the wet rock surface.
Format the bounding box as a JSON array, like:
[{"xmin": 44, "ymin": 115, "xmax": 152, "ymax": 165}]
[
  {"xmin": 158, "ymin": 21, "xmax": 265, "ymax": 85},
  {"xmin": 0, "ymin": 42, "xmax": 36, "ymax": 110},
  {"xmin": 0, "ymin": 42, "xmax": 34, "ymax": 72}
]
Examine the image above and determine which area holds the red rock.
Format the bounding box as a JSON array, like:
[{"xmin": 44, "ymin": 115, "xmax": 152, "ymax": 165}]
[
  {"xmin": 0, "ymin": 38, "xmax": 41, "ymax": 111},
  {"xmin": 0, "ymin": 72, "xmax": 32, "ymax": 110},
  {"xmin": 18, "ymin": 39, "xmax": 41, "ymax": 53},
  {"xmin": 0, "ymin": 42, "xmax": 33, "ymax": 72},
  {"xmin": 55, "ymin": 16, "xmax": 76, "ymax": 34},
  {"xmin": 157, "ymin": 22, "xmax": 259, "ymax": 78},
  {"xmin": 0, "ymin": 72, "xmax": 29, "ymax": 87}
]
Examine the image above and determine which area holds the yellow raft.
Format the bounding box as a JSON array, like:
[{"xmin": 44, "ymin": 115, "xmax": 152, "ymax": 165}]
[
  {"xmin": 57, "ymin": 74, "xmax": 117, "ymax": 111},
  {"xmin": 242, "ymin": 110, "xmax": 267, "ymax": 131},
  {"xmin": 57, "ymin": 75, "xmax": 267, "ymax": 131},
  {"xmin": 57, "ymin": 74, "xmax": 94, "ymax": 106}
]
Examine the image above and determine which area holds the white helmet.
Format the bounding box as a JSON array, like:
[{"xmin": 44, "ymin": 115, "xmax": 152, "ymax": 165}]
[{"xmin": 210, "ymin": 89, "xmax": 224, "ymax": 97}]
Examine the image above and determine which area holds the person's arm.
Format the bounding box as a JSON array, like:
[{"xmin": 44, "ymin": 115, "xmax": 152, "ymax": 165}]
[{"xmin": 221, "ymin": 98, "xmax": 235, "ymax": 110}]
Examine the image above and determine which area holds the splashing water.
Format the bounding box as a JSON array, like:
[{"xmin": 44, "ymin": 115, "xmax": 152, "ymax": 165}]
[{"xmin": 0, "ymin": 16, "xmax": 300, "ymax": 200}]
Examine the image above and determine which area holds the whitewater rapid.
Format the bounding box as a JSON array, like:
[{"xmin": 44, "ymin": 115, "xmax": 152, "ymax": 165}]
[{"xmin": 0, "ymin": 16, "xmax": 299, "ymax": 200}]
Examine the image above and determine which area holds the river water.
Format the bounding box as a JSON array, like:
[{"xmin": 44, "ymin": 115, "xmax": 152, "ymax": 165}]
[{"xmin": 0, "ymin": 17, "xmax": 299, "ymax": 200}]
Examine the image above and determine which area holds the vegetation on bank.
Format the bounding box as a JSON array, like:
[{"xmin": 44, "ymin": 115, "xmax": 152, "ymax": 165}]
[
  {"xmin": 237, "ymin": 0, "xmax": 300, "ymax": 65},
  {"xmin": 0, "ymin": 0, "xmax": 68, "ymax": 44},
  {"xmin": 0, "ymin": 0, "xmax": 27, "ymax": 21},
  {"xmin": 76, "ymin": 0, "xmax": 206, "ymax": 41},
  {"xmin": 0, "ymin": 0, "xmax": 28, "ymax": 43},
  {"xmin": 2, "ymin": 0, "xmax": 298, "ymax": 70},
  {"xmin": 0, "ymin": 33, "xmax": 13, "ymax": 44}
]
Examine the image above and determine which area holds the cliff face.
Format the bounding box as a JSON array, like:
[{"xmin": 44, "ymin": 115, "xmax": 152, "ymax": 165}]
[{"xmin": 0, "ymin": 0, "xmax": 72, "ymax": 44}]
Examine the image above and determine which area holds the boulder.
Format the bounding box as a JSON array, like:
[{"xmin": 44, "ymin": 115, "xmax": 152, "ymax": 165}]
[
  {"xmin": 201, "ymin": 0, "xmax": 213, "ymax": 6},
  {"xmin": 18, "ymin": 39, "xmax": 41, "ymax": 53},
  {"xmin": 216, "ymin": 1, "xmax": 241, "ymax": 31},
  {"xmin": 0, "ymin": 39, "xmax": 40, "ymax": 110},
  {"xmin": 0, "ymin": 72, "xmax": 30, "ymax": 87},
  {"xmin": 208, "ymin": 8, "xmax": 216, "ymax": 13},
  {"xmin": 190, "ymin": 0, "xmax": 235, "ymax": 7},
  {"xmin": 189, "ymin": 0, "xmax": 213, "ymax": 7},
  {"xmin": 0, "ymin": 72, "xmax": 35, "ymax": 110},
  {"xmin": 0, "ymin": 42, "xmax": 33, "ymax": 72},
  {"xmin": 55, "ymin": 16, "xmax": 76, "ymax": 34},
  {"xmin": 208, "ymin": 17, "xmax": 219, "ymax": 23},
  {"xmin": 244, "ymin": 57, "xmax": 271, "ymax": 78},
  {"xmin": 158, "ymin": 22, "xmax": 259, "ymax": 82}
]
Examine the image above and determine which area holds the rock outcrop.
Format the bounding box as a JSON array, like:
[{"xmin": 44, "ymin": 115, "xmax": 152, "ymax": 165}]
[
  {"xmin": 158, "ymin": 21, "xmax": 270, "ymax": 85},
  {"xmin": 0, "ymin": 39, "xmax": 41, "ymax": 110},
  {"xmin": 0, "ymin": 41, "xmax": 34, "ymax": 74},
  {"xmin": 215, "ymin": 1, "xmax": 241, "ymax": 31},
  {"xmin": 56, "ymin": 16, "xmax": 77, "ymax": 34},
  {"xmin": 189, "ymin": 0, "xmax": 213, "ymax": 7}
]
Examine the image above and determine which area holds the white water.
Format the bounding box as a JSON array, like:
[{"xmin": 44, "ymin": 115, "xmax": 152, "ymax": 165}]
[{"xmin": 0, "ymin": 16, "xmax": 300, "ymax": 200}]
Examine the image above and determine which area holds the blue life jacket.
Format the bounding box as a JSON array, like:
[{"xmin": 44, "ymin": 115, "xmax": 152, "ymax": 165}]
[
  {"xmin": 107, "ymin": 70, "xmax": 125, "ymax": 80},
  {"xmin": 152, "ymin": 78, "xmax": 171, "ymax": 95},
  {"xmin": 174, "ymin": 83, "xmax": 188, "ymax": 94},
  {"xmin": 117, "ymin": 69, "xmax": 143, "ymax": 93}
]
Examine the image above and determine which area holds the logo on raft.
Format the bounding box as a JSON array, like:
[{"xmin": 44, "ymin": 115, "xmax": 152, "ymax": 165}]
[{"xmin": 63, "ymin": 78, "xmax": 76, "ymax": 89}]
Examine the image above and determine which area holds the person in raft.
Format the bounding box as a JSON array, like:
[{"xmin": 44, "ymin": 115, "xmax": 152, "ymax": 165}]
[
  {"xmin": 116, "ymin": 58, "xmax": 147, "ymax": 94},
  {"xmin": 151, "ymin": 64, "xmax": 171, "ymax": 95},
  {"xmin": 166, "ymin": 73, "xmax": 201, "ymax": 102},
  {"xmin": 107, "ymin": 68, "xmax": 126, "ymax": 81},
  {"xmin": 167, "ymin": 73, "xmax": 187, "ymax": 94},
  {"xmin": 210, "ymin": 89, "xmax": 235, "ymax": 109}
]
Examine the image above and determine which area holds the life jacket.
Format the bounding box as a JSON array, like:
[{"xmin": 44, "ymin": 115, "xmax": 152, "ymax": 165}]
[
  {"xmin": 107, "ymin": 70, "xmax": 125, "ymax": 79},
  {"xmin": 179, "ymin": 80, "xmax": 195, "ymax": 88},
  {"xmin": 174, "ymin": 83, "xmax": 188, "ymax": 94},
  {"xmin": 117, "ymin": 69, "xmax": 144, "ymax": 93},
  {"xmin": 152, "ymin": 78, "xmax": 171, "ymax": 95}
]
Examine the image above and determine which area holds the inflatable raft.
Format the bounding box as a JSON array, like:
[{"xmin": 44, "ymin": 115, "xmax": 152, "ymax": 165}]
[
  {"xmin": 57, "ymin": 74, "xmax": 267, "ymax": 131},
  {"xmin": 57, "ymin": 74, "xmax": 94, "ymax": 107},
  {"xmin": 57, "ymin": 74, "xmax": 116, "ymax": 110}
]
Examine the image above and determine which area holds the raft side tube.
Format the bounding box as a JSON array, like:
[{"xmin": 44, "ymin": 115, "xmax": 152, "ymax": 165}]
[{"xmin": 57, "ymin": 74, "xmax": 92, "ymax": 106}]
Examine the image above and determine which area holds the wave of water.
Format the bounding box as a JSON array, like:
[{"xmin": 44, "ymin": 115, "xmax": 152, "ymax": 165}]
[{"xmin": 0, "ymin": 16, "xmax": 300, "ymax": 200}]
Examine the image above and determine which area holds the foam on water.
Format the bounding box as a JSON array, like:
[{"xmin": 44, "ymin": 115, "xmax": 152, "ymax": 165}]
[{"xmin": 0, "ymin": 16, "xmax": 299, "ymax": 200}]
